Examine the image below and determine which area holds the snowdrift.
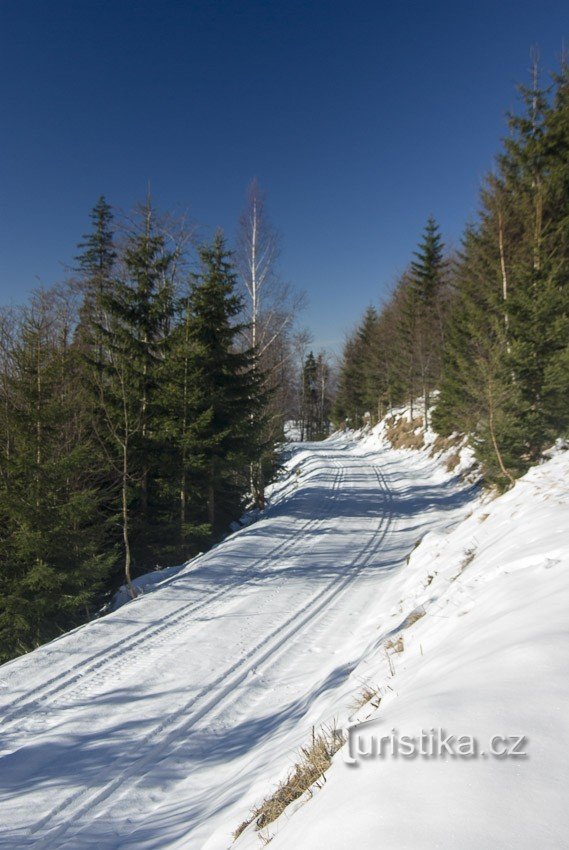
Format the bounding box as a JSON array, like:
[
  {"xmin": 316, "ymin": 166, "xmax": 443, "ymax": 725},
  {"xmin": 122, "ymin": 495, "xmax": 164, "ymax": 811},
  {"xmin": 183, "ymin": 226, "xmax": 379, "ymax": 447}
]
[{"xmin": 237, "ymin": 443, "xmax": 569, "ymax": 849}]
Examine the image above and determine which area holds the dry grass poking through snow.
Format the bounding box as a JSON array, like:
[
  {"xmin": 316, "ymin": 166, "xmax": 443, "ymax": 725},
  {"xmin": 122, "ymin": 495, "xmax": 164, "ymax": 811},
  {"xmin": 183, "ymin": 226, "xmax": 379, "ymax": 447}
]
[
  {"xmin": 233, "ymin": 724, "xmax": 345, "ymax": 842},
  {"xmin": 429, "ymin": 432, "xmax": 464, "ymax": 457},
  {"xmin": 385, "ymin": 634, "xmax": 405, "ymax": 653},
  {"xmin": 445, "ymin": 452, "xmax": 461, "ymax": 472},
  {"xmin": 406, "ymin": 536, "xmax": 425, "ymax": 564},
  {"xmin": 234, "ymin": 589, "xmax": 435, "ymax": 841},
  {"xmin": 351, "ymin": 683, "xmax": 382, "ymax": 710},
  {"xmin": 451, "ymin": 547, "xmax": 477, "ymax": 581},
  {"xmin": 405, "ymin": 606, "xmax": 426, "ymax": 626},
  {"xmin": 384, "ymin": 415, "xmax": 425, "ymax": 450},
  {"xmin": 428, "ymin": 433, "xmax": 466, "ymax": 472}
]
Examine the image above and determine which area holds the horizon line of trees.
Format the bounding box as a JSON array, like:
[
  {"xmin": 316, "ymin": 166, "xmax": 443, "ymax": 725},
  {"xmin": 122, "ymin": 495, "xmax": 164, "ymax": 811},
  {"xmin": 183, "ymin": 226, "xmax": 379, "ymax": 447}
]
[{"xmin": 333, "ymin": 59, "xmax": 569, "ymax": 488}]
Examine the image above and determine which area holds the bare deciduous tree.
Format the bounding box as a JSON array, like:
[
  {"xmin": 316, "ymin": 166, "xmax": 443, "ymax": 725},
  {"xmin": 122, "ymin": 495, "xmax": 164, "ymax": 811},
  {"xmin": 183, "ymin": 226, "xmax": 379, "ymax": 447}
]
[
  {"xmin": 236, "ymin": 179, "xmax": 305, "ymax": 362},
  {"xmin": 235, "ymin": 179, "xmax": 305, "ymax": 499}
]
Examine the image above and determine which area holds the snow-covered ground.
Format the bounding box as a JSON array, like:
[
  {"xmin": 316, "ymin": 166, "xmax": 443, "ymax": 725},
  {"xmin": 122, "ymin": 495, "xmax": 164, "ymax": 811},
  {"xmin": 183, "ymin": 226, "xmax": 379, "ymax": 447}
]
[{"xmin": 0, "ymin": 428, "xmax": 567, "ymax": 848}]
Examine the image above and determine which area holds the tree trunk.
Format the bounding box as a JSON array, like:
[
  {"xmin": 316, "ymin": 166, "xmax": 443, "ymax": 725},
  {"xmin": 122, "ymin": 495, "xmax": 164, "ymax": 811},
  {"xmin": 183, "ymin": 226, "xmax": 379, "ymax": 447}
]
[
  {"xmin": 487, "ymin": 378, "xmax": 515, "ymax": 488},
  {"xmin": 180, "ymin": 467, "xmax": 187, "ymax": 528},
  {"xmin": 141, "ymin": 350, "xmax": 149, "ymax": 517},
  {"xmin": 180, "ymin": 306, "xmax": 191, "ymax": 540},
  {"xmin": 122, "ymin": 439, "xmax": 136, "ymax": 596},
  {"xmin": 207, "ymin": 458, "xmax": 216, "ymax": 532},
  {"xmin": 207, "ymin": 483, "xmax": 215, "ymax": 531},
  {"xmin": 497, "ymin": 208, "xmax": 511, "ymax": 345},
  {"xmin": 35, "ymin": 336, "xmax": 42, "ymax": 509}
]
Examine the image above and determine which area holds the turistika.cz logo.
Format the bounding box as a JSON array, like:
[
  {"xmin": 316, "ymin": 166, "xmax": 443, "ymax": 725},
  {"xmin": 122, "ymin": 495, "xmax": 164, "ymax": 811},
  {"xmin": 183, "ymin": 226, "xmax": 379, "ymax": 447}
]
[{"xmin": 342, "ymin": 724, "xmax": 529, "ymax": 766}]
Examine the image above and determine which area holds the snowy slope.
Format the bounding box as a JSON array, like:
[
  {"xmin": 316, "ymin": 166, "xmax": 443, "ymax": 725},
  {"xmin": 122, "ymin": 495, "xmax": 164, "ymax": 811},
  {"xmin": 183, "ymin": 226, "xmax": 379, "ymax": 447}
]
[
  {"xmin": 243, "ymin": 447, "xmax": 569, "ymax": 850},
  {"xmin": 1, "ymin": 430, "xmax": 567, "ymax": 849},
  {"xmin": 0, "ymin": 433, "xmax": 477, "ymax": 848}
]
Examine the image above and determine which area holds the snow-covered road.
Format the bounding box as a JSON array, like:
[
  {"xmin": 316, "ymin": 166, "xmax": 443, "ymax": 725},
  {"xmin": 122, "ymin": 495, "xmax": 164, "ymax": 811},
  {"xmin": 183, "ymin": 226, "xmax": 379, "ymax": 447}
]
[{"xmin": 0, "ymin": 437, "xmax": 476, "ymax": 849}]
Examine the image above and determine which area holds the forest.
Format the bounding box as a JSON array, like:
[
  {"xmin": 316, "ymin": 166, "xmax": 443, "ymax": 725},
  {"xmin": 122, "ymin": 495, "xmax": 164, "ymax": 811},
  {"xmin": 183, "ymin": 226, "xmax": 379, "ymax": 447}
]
[
  {"xmin": 334, "ymin": 63, "xmax": 569, "ymax": 487},
  {"xmin": 0, "ymin": 184, "xmax": 332, "ymax": 662},
  {"xmin": 1, "ymin": 63, "xmax": 568, "ymax": 663}
]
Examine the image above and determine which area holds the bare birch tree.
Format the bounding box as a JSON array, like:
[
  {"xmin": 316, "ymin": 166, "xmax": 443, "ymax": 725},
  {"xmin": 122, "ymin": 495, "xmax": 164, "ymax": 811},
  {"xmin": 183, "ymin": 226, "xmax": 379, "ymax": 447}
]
[{"xmin": 235, "ymin": 179, "xmax": 305, "ymax": 500}]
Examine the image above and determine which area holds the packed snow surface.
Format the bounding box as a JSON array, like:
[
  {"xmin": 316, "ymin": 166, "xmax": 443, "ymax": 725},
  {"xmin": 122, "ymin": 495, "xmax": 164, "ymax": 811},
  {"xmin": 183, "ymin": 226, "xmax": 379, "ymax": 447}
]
[{"xmin": 0, "ymin": 431, "xmax": 567, "ymax": 849}]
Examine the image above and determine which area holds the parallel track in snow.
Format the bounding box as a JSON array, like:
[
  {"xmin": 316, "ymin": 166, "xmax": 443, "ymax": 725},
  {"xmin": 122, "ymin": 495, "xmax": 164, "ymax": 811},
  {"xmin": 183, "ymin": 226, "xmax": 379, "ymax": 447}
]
[
  {"xmin": 27, "ymin": 462, "xmax": 395, "ymax": 849},
  {"xmin": 0, "ymin": 460, "xmax": 346, "ymax": 729}
]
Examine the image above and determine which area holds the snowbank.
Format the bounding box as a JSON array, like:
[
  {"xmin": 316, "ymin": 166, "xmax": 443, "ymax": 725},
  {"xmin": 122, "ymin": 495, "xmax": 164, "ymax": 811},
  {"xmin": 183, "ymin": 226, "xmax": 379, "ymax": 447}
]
[
  {"xmin": 243, "ymin": 449, "xmax": 569, "ymax": 848},
  {"xmin": 103, "ymin": 555, "xmax": 202, "ymax": 613},
  {"xmin": 349, "ymin": 399, "xmax": 478, "ymax": 480}
]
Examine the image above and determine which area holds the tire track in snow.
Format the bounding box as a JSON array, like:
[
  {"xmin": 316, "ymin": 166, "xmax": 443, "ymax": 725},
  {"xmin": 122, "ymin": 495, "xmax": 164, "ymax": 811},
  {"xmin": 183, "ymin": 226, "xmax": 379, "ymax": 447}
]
[
  {"xmin": 0, "ymin": 461, "xmax": 345, "ymax": 729},
  {"xmin": 27, "ymin": 461, "xmax": 394, "ymax": 849}
]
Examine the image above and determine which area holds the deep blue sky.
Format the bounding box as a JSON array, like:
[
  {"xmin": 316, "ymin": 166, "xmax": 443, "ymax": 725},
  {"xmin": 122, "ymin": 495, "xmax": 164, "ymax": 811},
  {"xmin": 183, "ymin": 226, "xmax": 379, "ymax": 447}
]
[{"xmin": 1, "ymin": 1, "xmax": 568, "ymax": 352}]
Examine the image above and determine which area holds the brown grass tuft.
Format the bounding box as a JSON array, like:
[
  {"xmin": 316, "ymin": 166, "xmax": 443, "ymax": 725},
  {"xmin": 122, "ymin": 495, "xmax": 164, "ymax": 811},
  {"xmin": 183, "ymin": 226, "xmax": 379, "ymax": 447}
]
[
  {"xmin": 450, "ymin": 548, "xmax": 477, "ymax": 582},
  {"xmin": 385, "ymin": 416, "xmax": 425, "ymax": 450},
  {"xmin": 385, "ymin": 634, "xmax": 404, "ymax": 653},
  {"xmin": 233, "ymin": 818, "xmax": 251, "ymax": 841},
  {"xmin": 233, "ymin": 723, "xmax": 346, "ymax": 841},
  {"xmin": 429, "ymin": 432, "xmax": 463, "ymax": 458},
  {"xmin": 406, "ymin": 535, "xmax": 424, "ymax": 564},
  {"xmin": 406, "ymin": 606, "xmax": 426, "ymax": 626},
  {"xmin": 445, "ymin": 452, "xmax": 460, "ymax": 472},
  {"xmin": 461, "ymin": 548, "xmax": 476, "ymax": 569},
  {"xmin": 352, "ymin": 684, "xmax": 382, "ymax": 710}
]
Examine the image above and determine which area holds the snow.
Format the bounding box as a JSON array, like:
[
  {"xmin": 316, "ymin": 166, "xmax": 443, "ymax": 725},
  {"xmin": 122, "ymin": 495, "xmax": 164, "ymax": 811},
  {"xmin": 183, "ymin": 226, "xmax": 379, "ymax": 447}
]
[
  {"xmin": 104, "ymin": 553, "xmax": 203, "ymax": 614},
  {"xmin": 283, "ymin": 420, "xmax": 302, "ymax": 442},
  {"xmin": 0, "ymin": 426, "xmax": 567, "ymax": 849},
  {"xmin": 254, "ymin": 449, "xmax": 569, "ymax": 849}
]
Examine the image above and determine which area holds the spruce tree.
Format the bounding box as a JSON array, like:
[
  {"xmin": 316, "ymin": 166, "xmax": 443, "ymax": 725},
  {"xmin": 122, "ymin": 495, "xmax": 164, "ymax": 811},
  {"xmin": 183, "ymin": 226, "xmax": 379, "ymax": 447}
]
[
  {"xmin": 409, "ymin": 216, "xmax": 446, "ymax": 425},
  {"xmin": 0, "ymin": 291, "xmax": 113, "ymax": 661},
  {"xmin": 332, "ymin": 307, "xmax": 381, "ymax": 427},
  {"xmin": 75, "ymin": 196, "xmax": 117, "ymax": 366},
  {"xmin": 156, "ymin": 291, "xmax": 212, "ymax": 558},
  {"xmin": 436, "ymin": 63, "xmax": 569, "ymax": 483},
  {"xmin": 301, "ymin": 351, "xmax": 319, "ymax": 439},
  {"xmin": 82, "ymin": 199, "xmax": 176, "ymax": 585},
  {"xmin": 534, "ymin": 65, "xmax": 569, "ymax": 440},
  {"xmin": 182, "ymin": 233, "xmax": 266, "ymax": 537}
]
